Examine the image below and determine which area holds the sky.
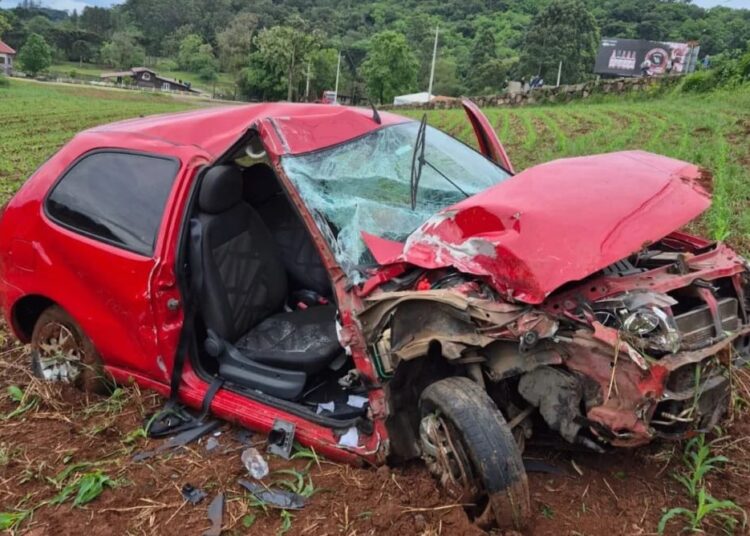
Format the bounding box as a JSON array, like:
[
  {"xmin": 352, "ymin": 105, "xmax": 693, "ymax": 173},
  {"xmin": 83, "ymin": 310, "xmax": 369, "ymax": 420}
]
[{"xmin": 3, "ymin": 0, "xmax": 750, "ymax": 13}]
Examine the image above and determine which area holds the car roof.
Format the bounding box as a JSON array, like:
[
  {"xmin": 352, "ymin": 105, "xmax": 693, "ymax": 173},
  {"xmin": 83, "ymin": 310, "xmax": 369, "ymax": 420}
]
[{"xmin": 85, "ymin": 102, "xmax": 411, "ymax": 158}]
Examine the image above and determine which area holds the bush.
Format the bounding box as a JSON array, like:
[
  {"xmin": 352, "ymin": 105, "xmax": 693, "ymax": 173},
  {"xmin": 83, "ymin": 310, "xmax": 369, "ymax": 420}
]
[
  {"xmin": 738, "ymin": 51, "xmax": 750, "ymax": 81},
  {"xmin": 680, "ymin": 70, "xmax": 719, "ymax": 93},
  {"xmin": 157, "ymin": 58, "xmax": 178, "ymax": 71}
]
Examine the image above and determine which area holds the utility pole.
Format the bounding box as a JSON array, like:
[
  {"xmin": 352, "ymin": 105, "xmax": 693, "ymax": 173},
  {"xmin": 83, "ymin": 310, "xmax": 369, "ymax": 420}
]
[
  {"xmin": 305, "ymin": 61, "xmax": 311, "ymax": 101},
  {"xmin": 556, "ymin": 60, "xmax": 563, "ymax": 87},
  {"xmin": 333, "ymin": 51, "xmax": 341, "ymax": 104},
  {"xmin": 427, "ymin": 25, "xmax": 439, "ymax": 100}
]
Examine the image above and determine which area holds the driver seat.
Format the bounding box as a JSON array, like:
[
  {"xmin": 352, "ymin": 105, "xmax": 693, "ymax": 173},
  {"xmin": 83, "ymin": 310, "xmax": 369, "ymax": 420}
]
[{"xmin": 192, "ymin": 165, "xmax": 342, "ymax": 399}]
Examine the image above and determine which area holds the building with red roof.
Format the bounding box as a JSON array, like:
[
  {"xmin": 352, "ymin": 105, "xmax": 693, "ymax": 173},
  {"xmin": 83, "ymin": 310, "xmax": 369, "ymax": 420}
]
[{"xmin": 0, "ymin": 40, "xmax": 16, "ymax": 76}]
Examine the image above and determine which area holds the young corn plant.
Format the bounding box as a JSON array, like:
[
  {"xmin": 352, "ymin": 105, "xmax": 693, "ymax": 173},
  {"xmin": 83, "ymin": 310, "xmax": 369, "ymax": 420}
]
[
  {"xmin": 0, "ymin": 510, "xmax": 31, "ymax": 531},
  {"xmin": 658, "ymin": 434, "xmax": 747, "ymax": 534},
  {"xmin": 3, "ymin": 385, "xmax": 39, "ymax": 420}
]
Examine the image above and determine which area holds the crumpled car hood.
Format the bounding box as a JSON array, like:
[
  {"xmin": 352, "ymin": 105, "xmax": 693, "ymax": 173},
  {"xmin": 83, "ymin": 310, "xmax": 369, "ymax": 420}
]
[{"xmin": 364, "ymin": 151, "xmax": 711, "ymax": 303}]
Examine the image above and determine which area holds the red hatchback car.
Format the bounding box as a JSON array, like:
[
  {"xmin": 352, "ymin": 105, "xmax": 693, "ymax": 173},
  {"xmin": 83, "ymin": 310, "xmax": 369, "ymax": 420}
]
[{"xmin": 1, "ymin": 101, "xmax": 748, "ymax": 529}]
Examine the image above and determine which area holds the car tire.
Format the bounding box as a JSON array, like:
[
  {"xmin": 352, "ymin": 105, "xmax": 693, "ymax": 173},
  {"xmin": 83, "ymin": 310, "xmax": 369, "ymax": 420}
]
[
  {"xmin": 419, "ymin": 376, "xmax": 530, "ymax": 530},
  {"xmin": 30, "ymin": 305, "xmax": 110, "ymax": 394}
]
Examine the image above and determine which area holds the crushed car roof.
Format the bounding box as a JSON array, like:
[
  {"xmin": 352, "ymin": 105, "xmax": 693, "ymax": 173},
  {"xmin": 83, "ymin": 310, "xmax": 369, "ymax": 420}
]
[{"xmin": 86, "ymin": 103, "xmax": 408, "ymax": 157}]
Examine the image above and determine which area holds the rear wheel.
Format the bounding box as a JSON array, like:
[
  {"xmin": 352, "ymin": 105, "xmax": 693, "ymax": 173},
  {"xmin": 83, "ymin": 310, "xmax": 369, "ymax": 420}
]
[
  {"xmin": 419, "ymin": 376, "xmax": 530, "ymax": 530},
  {"xmin": 30, "ymin": 306, "xmax": 110, "ymax": 394}
]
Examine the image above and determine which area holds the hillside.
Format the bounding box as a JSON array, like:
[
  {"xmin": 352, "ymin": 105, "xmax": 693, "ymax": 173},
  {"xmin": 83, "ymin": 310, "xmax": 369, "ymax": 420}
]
[{"xmin": 2, "ymin": 0, "xmax": 750, "ymax": 102}]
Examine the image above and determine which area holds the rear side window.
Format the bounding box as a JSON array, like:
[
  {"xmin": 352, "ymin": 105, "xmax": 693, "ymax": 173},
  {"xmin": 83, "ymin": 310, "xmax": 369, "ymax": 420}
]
[{"xmin": 46, "ymin": 151, "xmax": 179, "ymax": 256}]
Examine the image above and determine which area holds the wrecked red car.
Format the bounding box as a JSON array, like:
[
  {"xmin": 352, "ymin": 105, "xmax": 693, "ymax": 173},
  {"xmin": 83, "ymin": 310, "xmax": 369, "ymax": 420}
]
[{"xmin": 0, "ymin": 101, "xmax": 748, "ymax": 529}]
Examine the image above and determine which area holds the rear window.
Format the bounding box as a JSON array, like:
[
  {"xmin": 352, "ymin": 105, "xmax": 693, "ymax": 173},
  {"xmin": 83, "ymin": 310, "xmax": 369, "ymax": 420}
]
[{"xmin": 46, "ymin": 151, "xmax": 179, "ymax": 256}]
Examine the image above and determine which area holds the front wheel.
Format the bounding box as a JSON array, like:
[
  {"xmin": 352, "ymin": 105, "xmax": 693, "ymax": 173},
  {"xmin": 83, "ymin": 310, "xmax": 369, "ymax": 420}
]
[{"xmin": 419, "ymin": 376, "xmax": 530, "ymax": 530}]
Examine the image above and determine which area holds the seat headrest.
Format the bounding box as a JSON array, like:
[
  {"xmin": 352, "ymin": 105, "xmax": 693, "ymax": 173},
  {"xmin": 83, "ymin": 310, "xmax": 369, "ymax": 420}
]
[
  {"xmin": 199, "ymin": 165, "xmax": 243, "ymax": 214},
  {"xmin": 244, "ymin": 164, "xmax": 282, "ymax": 206}
]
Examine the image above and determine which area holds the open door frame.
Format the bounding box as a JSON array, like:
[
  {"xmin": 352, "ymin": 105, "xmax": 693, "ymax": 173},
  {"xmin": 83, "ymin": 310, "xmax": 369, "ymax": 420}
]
[{"xmin": 462, "ymin": 99, "xmax": 514, "ymax": 174}]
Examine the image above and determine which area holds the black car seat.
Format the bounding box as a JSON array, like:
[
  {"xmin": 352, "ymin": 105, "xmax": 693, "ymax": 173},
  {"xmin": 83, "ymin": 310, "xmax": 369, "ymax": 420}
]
[
  {"xmin": 192, "ymin": 165, "xmax": 342, "ymax": 399},
  {"xmin": 243, "ymin": 164, "xmax": 332, "ymax": 298}
]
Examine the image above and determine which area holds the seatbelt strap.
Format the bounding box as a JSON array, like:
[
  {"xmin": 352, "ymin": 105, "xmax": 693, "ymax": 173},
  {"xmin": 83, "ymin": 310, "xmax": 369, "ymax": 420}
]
[
  {"xmin": 199, "ymin": 376, "xmax": 225, "ymax": 420},
  {"xmin": 145, "ymin": 219, "xmax": 219, "ymax": 440}
]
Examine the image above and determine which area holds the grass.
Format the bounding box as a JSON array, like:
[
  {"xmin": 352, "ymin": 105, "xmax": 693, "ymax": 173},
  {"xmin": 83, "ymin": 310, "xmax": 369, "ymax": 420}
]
[
  {"xmin": 659, "ymin": 435, "xmax": 747, "ymax": 534},
  {"xmin": 403, "ymin": 85, "xmax": 750, "ymax": 254},
  {"xmin": 0, "ymin": 79, "xmax": 198, "ymax": 200}
]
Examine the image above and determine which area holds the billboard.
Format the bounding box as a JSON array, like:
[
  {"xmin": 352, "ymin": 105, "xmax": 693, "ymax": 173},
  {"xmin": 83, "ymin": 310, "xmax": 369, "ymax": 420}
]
[{"xmin": 594, "ymin": 38, "xmax": 700, "ymax": 77}]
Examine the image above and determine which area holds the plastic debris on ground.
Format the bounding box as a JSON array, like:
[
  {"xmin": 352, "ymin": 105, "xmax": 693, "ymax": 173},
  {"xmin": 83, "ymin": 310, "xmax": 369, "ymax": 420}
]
[
  {"xmin": 202, "ymin": 493, "xmax": 224, "ymax": 536},
  {"xmin": 241, "ymin": 447, "xmax": 269, "ymax": 480},
  {"xmin": 181, "ymin": 483, "xmax": 207, "ymax": 505},
  {"xmin": 235, "ymin": 428, "xmax": 253, "ymax": 446},
  {"xmin": 238, "ymin": 479, "xmax": 307, "ymax": 510},
  {"xmin": 205, "ymin": 436, "xmax": 220, "ymax": 452},
  {"xmin": 133, "ymin": 420, "xmax": 221, "ymax": 462}
]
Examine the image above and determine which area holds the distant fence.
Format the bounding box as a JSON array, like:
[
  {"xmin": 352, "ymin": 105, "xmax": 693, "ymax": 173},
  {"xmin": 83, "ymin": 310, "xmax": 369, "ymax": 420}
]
[
  {"xmin": 9, "ymin": 72, "xmax": 236, "ymax": 100},
  {"xmin": 384, "ymin": 75, "xmax": 679, "ymax": 110}
]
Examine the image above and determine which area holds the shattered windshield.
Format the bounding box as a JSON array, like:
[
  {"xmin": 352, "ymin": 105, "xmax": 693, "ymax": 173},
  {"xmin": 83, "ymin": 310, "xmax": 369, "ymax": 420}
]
[{"xmin": 281, "ymin": 121, "xmax": 512, "ymax": 282}]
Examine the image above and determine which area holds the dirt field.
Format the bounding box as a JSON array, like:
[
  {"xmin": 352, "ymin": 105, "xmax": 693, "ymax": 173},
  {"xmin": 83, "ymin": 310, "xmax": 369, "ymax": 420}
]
[
  {"xmin": 1, "ymin": 80, "xmax": 750, "ymax": 535},
  {"xmin": 1, "ymin": 330, "xmax": 749, "ymax": 535}
]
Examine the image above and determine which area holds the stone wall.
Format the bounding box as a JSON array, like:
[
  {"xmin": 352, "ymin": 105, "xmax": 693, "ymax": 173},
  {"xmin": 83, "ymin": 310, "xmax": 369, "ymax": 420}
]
[{"xmin": 385, "ymin": 75, "xmax": 679, "ymax": 110}]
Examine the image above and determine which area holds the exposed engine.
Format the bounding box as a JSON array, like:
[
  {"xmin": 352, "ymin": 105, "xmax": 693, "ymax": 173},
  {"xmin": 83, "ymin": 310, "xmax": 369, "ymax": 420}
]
[{"xmin": 360, "ymin": 233, "xmax": 750, "ymax": 453}]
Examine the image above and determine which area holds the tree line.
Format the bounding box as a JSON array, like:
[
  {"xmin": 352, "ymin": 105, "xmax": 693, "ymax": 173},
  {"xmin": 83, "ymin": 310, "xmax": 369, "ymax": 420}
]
[{"xmin": 1, "ymin": 0, "xmax": 750, "ymax": 102}]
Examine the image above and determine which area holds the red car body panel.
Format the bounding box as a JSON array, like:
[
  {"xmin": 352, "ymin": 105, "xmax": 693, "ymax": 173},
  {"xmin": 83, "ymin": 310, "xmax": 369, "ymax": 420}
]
[
  {"xmin": 90, "ymin": 103, "xmax": 408, "ymax": 158},
  {"xmin": 363, "ymin": 151, "xmax": 711, "ymax": 303},
  {"xmin": 0, "ymin": 104, "xmax": 419, "ymax": 464},
  {"xmin": 462, "ymin": 99, "xmax": 514, "ymax": 173}
]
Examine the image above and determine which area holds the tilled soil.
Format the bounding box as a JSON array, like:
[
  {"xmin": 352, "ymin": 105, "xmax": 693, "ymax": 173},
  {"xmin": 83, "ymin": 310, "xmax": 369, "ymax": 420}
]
[{"xmin": 0, "ymin": 335, "xmax": 748, "ymax": 536}]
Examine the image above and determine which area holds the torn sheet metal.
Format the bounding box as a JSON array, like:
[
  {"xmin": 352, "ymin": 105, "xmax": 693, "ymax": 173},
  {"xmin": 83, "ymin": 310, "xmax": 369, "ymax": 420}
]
[
  {"xmin": 364, "ymin": 151, "xmax": 710, "ymax": 303},
  {"xmin": 238, "ymin": 479, "xmax": 307, "ymax": 510},
  {"xmin": 359, "ymin": 289, "xmax": 525, "ymax": 341}
]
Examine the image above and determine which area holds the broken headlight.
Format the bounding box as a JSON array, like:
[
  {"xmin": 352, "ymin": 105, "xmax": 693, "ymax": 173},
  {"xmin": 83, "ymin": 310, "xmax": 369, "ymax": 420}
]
[
  {"xmin": 623, "ymin": 309, "xmax": 659, "ymax": 335},
  {"xmin": 596, "ymin": 292, "xmax": 682, "ymax": 354}
]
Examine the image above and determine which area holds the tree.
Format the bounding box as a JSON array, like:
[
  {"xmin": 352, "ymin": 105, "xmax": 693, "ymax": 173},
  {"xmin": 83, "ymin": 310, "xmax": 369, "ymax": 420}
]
[
  {"xmin": 177, "ymin": 33, "xmax": 219, "ymax": 80},
  {"xmin": 361, "ymin": 30, "xmax": 418, "ymax": 104},
  {"xmin": 0, "ymin": 12, "xmax": 11, "ymax": 39},
  {"xmin": 18, "ymin": 32, "xmax": 52, "ymax": 76},
  {"xmin": 216, "ymin": 12, "xmax": 258, "ymax": 73},
  {"xmin": 70, "ymin": 39, "xmax": 92, "ymax": 65},
  {"xmin": 519, "ymin": 0, "xmax": 600, "ymax": 84},
  {"xmin": 465, "ymin": 24, "xmax": 504, "ymax": 94},
  {"xmin": 242, "ymin": 17, "xmax": 323, "ymax": 101},
  {"xmin": 432, "ymin": 56, "xmax": 463, "ymax": 96},
  {"xmin": 99, "ymin": 32, "xmax": 145, "ymax": 69},
  {"xmin": 79, "ymin": 6, "xmax": 113, "ymax": 37}
]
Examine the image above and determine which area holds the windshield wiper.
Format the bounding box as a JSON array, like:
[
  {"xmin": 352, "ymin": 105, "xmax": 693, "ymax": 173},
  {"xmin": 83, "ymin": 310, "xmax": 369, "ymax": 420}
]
[
  {"xmin": 410, "ymin": 114, "xmax": 428, "ymax": 210},
  {"xmin": 409, "ymin": 114, "xmax": 470, "ymax": 210}
]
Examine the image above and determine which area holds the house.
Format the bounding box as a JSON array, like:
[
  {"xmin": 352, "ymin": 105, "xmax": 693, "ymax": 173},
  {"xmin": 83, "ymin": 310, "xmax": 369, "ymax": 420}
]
[
  {"xmin": 100, "ymin": 67, "xmax": 197, "ymax": 93},
  {"xmin": 0, "ymin": 40, "xmax": 16, "ymax": 76}
]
